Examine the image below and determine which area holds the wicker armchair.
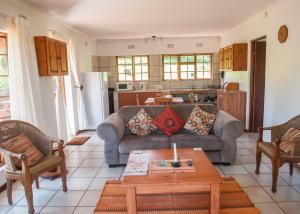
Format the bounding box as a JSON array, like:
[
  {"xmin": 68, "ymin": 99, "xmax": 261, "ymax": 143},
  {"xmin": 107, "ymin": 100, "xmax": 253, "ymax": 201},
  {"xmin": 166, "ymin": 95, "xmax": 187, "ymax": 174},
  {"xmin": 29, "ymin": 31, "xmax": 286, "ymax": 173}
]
[
  {"xmin": 256, "ymin": 115, "xmax": 300, "ymax": 193},
  {"xmin": 0, "ymin": 120, "xmax": 67, "ymax": 214}
]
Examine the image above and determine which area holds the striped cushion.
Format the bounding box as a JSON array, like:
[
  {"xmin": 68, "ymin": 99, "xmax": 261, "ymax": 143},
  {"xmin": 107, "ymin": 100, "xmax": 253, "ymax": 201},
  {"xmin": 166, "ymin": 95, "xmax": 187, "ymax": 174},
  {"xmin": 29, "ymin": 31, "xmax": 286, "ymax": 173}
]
[
  {"xmin": 1, "ymin": 133, "xmax": 44, "ymax": 168},
  {"xmin": 280, "ymin": 128, "xmax": 300, "ymax": 155}
]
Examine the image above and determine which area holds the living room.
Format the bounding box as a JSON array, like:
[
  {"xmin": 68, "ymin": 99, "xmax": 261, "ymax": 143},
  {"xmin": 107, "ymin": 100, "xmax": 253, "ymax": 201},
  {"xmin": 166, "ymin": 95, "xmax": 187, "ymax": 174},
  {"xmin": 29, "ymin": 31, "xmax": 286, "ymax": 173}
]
[{"xmin": 0, "ymin": 0, "xmax": 300, "ymax": 213}]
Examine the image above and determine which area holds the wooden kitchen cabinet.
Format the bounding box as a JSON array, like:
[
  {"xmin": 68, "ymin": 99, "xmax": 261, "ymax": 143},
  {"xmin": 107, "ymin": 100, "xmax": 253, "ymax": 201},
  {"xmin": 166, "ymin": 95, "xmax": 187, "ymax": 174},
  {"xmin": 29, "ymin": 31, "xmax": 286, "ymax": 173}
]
[
  {"xmin": 34, "ymin": 36, "xmax": 69, "ymax": 76},
  {"xmin": 118, "ymin": 92, "xmax": 157, "ymax": 108},
  {"xmin": 219, "ymin": 43, "xmax": 247, "ymax": 71},
  {"xmin": 217, "ymin": 90, "xmax": 247, "ymax": 126}
]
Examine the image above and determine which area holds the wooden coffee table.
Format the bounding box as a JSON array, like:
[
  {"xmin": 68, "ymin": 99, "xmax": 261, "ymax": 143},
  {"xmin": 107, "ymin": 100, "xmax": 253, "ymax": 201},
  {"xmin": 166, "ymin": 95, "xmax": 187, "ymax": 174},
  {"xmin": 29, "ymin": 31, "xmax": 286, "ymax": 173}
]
[{"xmin": 123, "ymin": 148, "xmax": 222, "ymax": 214}]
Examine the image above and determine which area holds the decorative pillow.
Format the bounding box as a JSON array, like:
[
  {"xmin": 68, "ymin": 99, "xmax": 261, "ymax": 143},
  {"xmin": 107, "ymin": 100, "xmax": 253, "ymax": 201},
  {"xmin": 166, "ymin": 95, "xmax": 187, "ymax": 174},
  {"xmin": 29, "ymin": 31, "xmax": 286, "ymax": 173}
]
[
  {"xmin": 184, "ymin": 105, "xmax": 216, "ymax": 135},
  {"xmin": 1, "ymin": 133, "xmax": 44, "ymax": 168},
  {"xmin": 152, "ymin": 106, "xmax": 185, "ymax": 137},
  {"xmin": 127, "ymin": 108, "xmax": 157, "ymax": 136},
  {"xmin": 279, "ymin": 128, "xmax": 300, "ymax": 155}
]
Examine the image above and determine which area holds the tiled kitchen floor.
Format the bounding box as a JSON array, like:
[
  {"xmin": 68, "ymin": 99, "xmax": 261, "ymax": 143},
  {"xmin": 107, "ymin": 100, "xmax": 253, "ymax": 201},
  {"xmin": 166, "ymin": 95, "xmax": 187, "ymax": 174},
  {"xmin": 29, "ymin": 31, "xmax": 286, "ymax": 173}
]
[{"xmin": 0, "ymin": 133, "xmax": 300, "ymax": 213}]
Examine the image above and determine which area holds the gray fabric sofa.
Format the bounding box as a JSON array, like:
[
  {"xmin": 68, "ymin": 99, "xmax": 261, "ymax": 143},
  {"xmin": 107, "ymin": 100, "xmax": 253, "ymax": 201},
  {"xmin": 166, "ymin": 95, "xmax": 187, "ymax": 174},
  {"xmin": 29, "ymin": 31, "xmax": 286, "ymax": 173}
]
[{"xmin": 97, "ymin": 104, "xmax": 244, "ymax": 166}]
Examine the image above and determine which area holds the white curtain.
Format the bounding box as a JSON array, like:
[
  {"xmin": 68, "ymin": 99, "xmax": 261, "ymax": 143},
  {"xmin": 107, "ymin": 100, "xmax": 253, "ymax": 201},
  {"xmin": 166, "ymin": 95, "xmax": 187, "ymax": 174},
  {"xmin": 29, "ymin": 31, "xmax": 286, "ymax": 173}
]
[
  {"xmin": 67, "ymin": 38, "xmax": 88, "ymax": 131},
  {"xmin": 48, "ymin": 31, "xmax": 69, "ymax": 141},
  {"xmin": 7, "ymin": 16, "xmax": 46, "ymax": 131},
  {"xmin": 54, "ymin": 77, "xmax": 68, "ymax": 141},
  {"xmin": 50, "ymin": 33, "xmax": 88, "ymax": 138}
]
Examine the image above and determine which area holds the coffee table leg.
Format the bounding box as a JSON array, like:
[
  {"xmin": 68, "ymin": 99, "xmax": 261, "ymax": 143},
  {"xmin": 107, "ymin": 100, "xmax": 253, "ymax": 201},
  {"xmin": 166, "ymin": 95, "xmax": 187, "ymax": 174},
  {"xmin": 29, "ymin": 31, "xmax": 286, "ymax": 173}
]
[
  {"xmin": 210, "ymin": 184, "xmax": 220, "ymax": 214},
  {"xmin": 126, "ymin": 187, "xmax": 137, "ymax": 214}
]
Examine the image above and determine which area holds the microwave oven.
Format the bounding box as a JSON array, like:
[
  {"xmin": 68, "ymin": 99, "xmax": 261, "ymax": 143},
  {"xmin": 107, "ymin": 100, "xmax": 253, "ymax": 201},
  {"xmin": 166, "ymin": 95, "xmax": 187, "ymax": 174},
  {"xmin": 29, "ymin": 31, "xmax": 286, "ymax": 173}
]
[{"xmin": 117, "ymin": 82, "xmax": 133, "ymax": 91}]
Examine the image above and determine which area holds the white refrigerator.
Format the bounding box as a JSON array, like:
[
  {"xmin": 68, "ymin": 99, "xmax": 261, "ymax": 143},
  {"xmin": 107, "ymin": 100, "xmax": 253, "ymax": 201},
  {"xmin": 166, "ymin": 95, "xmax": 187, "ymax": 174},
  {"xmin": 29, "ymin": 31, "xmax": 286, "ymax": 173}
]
[{"xmin": 80, "ymin": 72, "xmax": 109, "ymax": 129}]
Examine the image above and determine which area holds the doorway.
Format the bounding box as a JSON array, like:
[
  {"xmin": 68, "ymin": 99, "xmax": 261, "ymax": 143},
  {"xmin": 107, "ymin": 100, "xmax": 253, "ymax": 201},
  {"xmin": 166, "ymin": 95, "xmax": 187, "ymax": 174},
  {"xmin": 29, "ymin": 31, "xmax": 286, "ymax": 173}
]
[{"xmin": 249, "ymin": 36, "xmax": 267, "ymax": 132}]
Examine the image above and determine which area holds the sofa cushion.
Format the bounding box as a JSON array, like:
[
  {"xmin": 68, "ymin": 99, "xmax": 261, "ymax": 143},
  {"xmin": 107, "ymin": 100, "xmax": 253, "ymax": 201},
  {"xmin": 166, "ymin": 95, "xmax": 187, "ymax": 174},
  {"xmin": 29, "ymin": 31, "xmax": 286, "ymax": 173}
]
[
  {"xmin": 127, "ymin": 108, "xmax": 157, "ymax": 136},
  {"xmin": 119, "ymin": 135, "xmax": 170, "ymax": 153},
  {"xmin": 118, "ymin": 104, "xmax": 218, "ymax": 135},
  {"xmin": 278, "ymin": 128, "xmax": 300, "ymax": 155},
  {"xmin": 152, "ymin": 106, "xmax": 185, "ymax": 137},
  {"xmin": 170, "ymin": 134, "xmax": 222, "ymax": 151},
  {"xmin": 184, "ymin": 105, "xmax": 216, "ymax": 135},
  {"xmin": 1, "ymin": 133, "xmax": 44, "ymax": 168}
]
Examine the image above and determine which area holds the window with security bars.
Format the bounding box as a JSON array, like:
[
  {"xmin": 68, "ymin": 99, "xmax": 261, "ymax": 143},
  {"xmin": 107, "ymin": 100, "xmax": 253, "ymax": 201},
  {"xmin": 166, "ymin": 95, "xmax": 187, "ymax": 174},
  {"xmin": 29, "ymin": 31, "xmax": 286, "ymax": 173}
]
[
  {"xmin": 117, "ymin": 56, "xmax": 149, "ymax": 81},
  {"xmin": 0, "ymin": 33, "xmax": 10, "ymax": 122}
]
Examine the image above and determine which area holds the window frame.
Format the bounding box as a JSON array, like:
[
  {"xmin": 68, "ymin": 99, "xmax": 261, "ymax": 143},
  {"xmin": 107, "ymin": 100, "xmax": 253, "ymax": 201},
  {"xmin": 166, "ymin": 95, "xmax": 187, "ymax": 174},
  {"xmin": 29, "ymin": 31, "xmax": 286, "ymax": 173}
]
[
  {"xmin": 117, "ymin": 55, "xmax": 150, "ymax": 82},
  {"xmin": 162, "ymin": 54, "xmax": 179, "ymax": 81},
  {"xmin": 0, "ymin": 32, "xmax": 10, "ymax": 122},
  {"xmin": 162, "ymin": 53, "xmax": 213, "ymax": 81}
]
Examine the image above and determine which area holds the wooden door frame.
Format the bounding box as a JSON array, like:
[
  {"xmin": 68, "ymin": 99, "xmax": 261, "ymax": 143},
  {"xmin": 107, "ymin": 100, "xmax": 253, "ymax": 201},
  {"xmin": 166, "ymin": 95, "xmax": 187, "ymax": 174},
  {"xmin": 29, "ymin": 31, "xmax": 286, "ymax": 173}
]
[{"xmin": 249, "ymin": 36, "xmax": 267, "ymax": 132}]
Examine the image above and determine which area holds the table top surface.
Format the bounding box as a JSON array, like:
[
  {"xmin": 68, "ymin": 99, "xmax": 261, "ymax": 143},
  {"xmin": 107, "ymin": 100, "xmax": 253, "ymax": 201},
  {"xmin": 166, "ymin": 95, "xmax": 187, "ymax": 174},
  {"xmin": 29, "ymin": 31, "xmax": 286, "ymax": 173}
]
[{"xmin": 123, "ymin": 148, "xmax": 222, "ymax": 185}]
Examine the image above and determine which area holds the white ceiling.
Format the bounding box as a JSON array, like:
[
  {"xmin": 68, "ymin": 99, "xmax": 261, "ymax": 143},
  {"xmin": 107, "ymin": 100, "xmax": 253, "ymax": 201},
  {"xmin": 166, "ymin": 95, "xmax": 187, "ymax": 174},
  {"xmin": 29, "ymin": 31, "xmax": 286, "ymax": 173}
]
[{"xmin": 22, "ymin": 0, "xmax": 277, "ymax": 40}]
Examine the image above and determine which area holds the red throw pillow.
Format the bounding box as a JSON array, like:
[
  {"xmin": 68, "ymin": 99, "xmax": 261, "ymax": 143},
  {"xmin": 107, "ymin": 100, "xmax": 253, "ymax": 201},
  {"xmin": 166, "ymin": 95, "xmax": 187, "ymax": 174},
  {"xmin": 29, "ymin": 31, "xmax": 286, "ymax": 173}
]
[{"xmin": 152, "ymin": 106, "xmax": 185, "ymax": 136}]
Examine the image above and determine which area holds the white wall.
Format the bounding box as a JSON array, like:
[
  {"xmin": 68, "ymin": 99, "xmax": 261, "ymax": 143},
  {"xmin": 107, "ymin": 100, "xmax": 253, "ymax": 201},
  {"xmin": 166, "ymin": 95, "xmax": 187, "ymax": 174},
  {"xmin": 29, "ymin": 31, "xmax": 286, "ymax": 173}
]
[
  {"xmin": 0, "ymin": 0, "xmax": 96, "ymax": 137},
  {"xmin": 221, "ymin": 0, "xmax": 300, "ymax": 129},
  {"xmin": 96, "ymin": 36, "xmax": 220, "ymax": 56}
]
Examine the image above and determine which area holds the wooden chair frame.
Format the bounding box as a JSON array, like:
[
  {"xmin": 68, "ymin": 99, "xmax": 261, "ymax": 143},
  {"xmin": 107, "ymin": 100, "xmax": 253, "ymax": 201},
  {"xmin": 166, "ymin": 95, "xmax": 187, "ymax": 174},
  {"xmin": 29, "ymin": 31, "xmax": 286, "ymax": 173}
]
[
  {"xmin": 256, "ymin": 115, "xmax": 300, "ymax": 193},
  {"xmin": 0, "ymin": 120, "xmax": 67, "ymax": 214}
]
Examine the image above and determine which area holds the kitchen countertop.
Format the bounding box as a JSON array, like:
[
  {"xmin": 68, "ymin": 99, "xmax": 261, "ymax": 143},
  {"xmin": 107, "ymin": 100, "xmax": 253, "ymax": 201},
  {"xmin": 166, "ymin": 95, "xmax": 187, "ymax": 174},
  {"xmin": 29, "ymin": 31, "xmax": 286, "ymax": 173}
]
[{"xmin": 116, "ymin": 88, "xmax": 218, "ymax": 94}]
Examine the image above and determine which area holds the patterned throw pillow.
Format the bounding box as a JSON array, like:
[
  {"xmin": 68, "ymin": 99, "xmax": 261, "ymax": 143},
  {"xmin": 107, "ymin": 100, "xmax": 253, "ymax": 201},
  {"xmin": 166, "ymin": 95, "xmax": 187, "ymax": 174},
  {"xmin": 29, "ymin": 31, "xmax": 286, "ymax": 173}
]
[
  {"xmin": 184, "ymin": 105, "xmax": 216, "ymax": 135},
  {"xmin": 1, "ymin": 133, "xmax": 44, "ymax": 168},
  {"xmin": 152, "ymin": 106, "xmax": 185, "ymax": 137},
  {"xmin": 127, "ymin": 108, "xmax": 157, "ymax": 136},
  {"xmin": 279, "ymin": 128, "xmax": 300, "ymax": 155}
]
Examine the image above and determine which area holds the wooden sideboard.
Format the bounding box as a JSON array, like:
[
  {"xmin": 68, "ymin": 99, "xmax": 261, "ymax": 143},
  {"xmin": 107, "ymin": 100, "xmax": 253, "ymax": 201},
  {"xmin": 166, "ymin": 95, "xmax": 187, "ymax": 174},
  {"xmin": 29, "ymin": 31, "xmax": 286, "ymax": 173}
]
[
  {"xmin": 117, "ymin": 89, "xmax": 218, "ymax": 109},
  {"xmin": 217, "ymin": 90, "xmax": 247, "ymax": 126},
  {"xmin": 118, "ymin": 92, "xmax": 157, "ymax": 108}
]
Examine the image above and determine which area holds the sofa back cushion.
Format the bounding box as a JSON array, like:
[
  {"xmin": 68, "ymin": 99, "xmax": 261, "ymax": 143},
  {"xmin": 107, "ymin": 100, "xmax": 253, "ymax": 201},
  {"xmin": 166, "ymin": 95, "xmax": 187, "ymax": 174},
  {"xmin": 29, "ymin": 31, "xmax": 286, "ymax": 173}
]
[{"xmin": 118, "ymin": 104, "xmax": 218, "ymax": 135}]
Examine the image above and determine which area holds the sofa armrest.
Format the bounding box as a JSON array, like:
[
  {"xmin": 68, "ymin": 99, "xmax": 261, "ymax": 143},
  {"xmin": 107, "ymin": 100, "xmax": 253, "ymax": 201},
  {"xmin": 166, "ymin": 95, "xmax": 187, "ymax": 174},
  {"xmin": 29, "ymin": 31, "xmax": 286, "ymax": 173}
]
[
  {"xmin": 213, "ymin": 110, "xmax": 244, "ymax": 163},
  {"xmin": 97, "ymin": 113, "xmax": 125, "ymax": 143},
  {"xmin": 97, "ymin": 113, "xmax": 125, "ymax": 166},
  {"xmin": 214, "ymin": 110, "xmax": 244, "ymax": 140}
]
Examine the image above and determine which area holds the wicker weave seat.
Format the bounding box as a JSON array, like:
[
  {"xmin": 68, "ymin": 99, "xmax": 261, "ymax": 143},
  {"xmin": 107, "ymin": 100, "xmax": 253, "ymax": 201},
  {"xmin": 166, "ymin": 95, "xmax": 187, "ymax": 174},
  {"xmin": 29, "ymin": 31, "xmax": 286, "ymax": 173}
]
[
  {"xmin": 94, "ymin": 177, "xmax": 260, "ymax": 214},
  {"xmin": 0, "ymin": 120, "xmax": 67, "ymax": 214}
]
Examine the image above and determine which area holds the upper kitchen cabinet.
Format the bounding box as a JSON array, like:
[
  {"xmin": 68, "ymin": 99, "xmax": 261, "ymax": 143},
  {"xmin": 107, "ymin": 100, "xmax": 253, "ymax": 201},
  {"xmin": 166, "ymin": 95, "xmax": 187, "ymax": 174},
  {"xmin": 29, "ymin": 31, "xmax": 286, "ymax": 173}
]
[
  {"xmin": 219, "ymin": 43, "xmax": 247, "ymax": 71},
  {"xmin": 34, "ymin": 36, "xmax": 69, "ymax": 76}
]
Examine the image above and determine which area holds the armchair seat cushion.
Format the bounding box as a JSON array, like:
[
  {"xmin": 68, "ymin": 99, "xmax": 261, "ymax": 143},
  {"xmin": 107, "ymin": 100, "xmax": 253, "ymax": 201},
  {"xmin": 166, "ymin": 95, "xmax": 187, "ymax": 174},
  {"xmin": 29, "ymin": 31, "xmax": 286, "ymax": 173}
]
[
  {"xmin": 119, "ymin": 135, "xmax": 170, "ymax": 154},
  {"xmin": 170, "ymin": 134, "xmax": 222, "ymax": 151},
  {"xmin": 29, "ymin": 155, "xmax": 63, "ymax": 175}
]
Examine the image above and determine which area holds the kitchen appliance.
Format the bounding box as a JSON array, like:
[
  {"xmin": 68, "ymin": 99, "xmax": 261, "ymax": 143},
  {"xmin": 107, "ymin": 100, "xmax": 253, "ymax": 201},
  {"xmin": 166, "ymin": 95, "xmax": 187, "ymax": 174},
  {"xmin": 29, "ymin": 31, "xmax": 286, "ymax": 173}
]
[
  {"xmin": 223, "ymin": 82, "xmax": 239, "ymax": 91},
  {"xmin": 108, "ymin": 88, "xmax": 115, "ymax": 114},
  {"xmin": 81, "ymin": 72, "xmax": 109, "ymax": 129},
  {"xmin": 117, "ymin": 82, "xmax": 133, "ymax": 91}
]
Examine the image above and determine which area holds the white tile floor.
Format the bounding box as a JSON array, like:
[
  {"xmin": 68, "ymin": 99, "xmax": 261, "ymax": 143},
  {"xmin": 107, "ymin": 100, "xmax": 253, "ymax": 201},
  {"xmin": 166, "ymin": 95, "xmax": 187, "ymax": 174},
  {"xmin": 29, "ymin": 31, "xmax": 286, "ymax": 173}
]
[{"xmin": 0, "ymin": 133, "xmax": 300, "ymax": 213}]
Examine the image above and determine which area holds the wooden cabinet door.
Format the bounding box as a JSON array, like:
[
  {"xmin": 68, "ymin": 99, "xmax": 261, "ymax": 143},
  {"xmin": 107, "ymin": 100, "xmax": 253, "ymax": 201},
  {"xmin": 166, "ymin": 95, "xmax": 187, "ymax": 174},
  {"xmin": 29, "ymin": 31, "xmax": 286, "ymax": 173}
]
[
  {"xmin": 118, "ymin": 93, "xmax": 138, "ymax": 108},
  {"xmin": 227, "ymin": 46, "xmax": 233, "ymax": 70},
  {"xmin": 47, "ymin": 38, "xmax": 60, "ymax": 75},
  {"xmin": 58, "ymin": 42, "xmax": 68, "ymax": 75},
  {"xmin": 223, "ymin": 48, "xmax": 228, "ymax": 70},
  {"xmin": 219, "ymin": 49, "xmax": 224, "ymax": 70},
  {"xmin": 233, "ymin": 44, "xmax": 248, "ymax": 71},
  {"xmin": 34, "ymin": 37, "xmax": 48, "ymax": 76}
]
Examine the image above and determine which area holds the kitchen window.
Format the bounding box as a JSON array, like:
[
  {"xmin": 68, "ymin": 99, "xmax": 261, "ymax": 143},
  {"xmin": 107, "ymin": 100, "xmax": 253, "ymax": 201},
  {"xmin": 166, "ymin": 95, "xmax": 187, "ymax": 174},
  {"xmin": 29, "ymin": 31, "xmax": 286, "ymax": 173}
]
[
  {"xmin": 163, "ymin": 54, "xmax": 213, "ymax": 80},
  {"xmin": 163, "ymin": 55, "xmax": 178, "ymax": 80},
  {"xmin": 117, "ymin": 56, "xmax": 149, "ymax": 81},
  {"xmin": 0, "ymin": 32, "xmax": 10, "ymax": 122}
]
